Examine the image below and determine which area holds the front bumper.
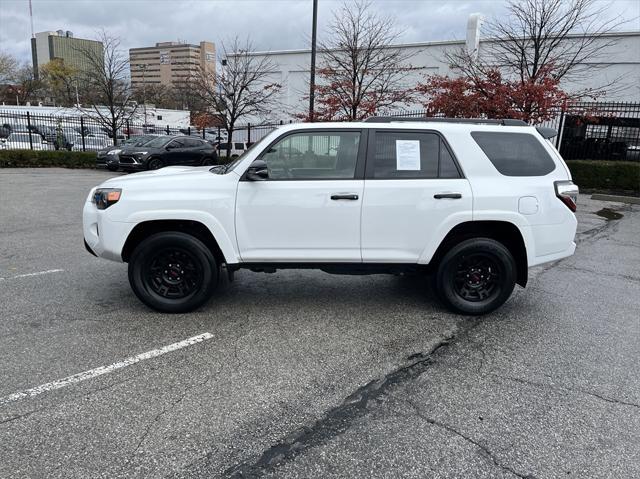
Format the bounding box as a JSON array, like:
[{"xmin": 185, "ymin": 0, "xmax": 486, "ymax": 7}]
[
  {"xmin": 83, "ymin": 198, "xmax": 135, "ymax": 262},
  {"xmin": 118, "ymin": 155, "xmax": 147, "ymax": 171}
]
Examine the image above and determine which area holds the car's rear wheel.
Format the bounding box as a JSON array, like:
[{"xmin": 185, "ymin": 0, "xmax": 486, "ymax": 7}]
[
  {"xmin": 128, "ymin": 232, "xmax": 218, "ymax": 313},
  {"xmin": 147, "ymin": 157, "xmax": 164, "ymax": 170},
  {"xmin": 435, "ymin": 238, "xmax": 516, "ymax": 315}
]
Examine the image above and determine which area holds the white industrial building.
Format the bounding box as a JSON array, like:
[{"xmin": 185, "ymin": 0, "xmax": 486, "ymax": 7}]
[{"xmin": 230, "ymin": 23, "xmax": 640, "ymax": 120}]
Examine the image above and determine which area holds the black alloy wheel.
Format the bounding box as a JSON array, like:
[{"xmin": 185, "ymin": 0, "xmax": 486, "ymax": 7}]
[
  {"xmin": 128, "ymin": 232, "xmax": 218, "ymax": 313},
  {"xmin": 147, "ymin": 157, "xmax": 164, "ymax": 170},
  {"xmin": 435, "ymin": 238, "xmax": 516, "ymax": 315}
]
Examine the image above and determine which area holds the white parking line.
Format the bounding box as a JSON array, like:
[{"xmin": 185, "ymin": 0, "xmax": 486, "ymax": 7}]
[
  {"xmin": 0, "ymin": 332, "xmax": 214, "ymax": 406},
  {"xmin": 0, "ymin": 269, "xmax": 65, "ymax": 281}
]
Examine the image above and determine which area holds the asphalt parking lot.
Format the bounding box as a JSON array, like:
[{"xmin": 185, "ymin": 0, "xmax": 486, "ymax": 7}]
[{"xmin": 1, "ymin": 168, "xmax": 638, "ymax": 479}]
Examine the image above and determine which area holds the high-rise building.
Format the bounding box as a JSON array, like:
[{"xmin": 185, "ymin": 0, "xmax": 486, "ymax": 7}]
[
  {"xmin": 31, "ymin": 30, "xmax": 104, "ymax": 78},
  {"xmin": 129, "ymin": 41, "xmax": 215, "ymax": 89}
]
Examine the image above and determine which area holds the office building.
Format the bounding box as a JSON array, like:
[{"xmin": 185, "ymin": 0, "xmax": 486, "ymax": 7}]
[
  {"xmin": 31, "ymin": 30, "xmax": 104, "ymax": 78},
  {"xmin": 129, "ymin": 41, "xmax": 216, "ymax": 89}
]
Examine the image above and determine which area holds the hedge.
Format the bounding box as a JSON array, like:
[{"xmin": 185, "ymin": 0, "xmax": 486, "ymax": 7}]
[
  {"xmin": 566, "ymin": 160, "xmax": 640, "ymax": 194},
  {"xmin": 0, "ymin": 149, "xmax": 96, "ymax": 168}
]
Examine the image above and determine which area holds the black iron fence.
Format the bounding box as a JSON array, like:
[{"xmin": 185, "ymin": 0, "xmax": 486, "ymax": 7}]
[{"xmin": 2, "ymin": 102, "xmax": 639, "ymax": 162}]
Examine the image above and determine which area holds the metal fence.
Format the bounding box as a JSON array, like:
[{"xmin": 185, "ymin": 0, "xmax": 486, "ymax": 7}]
[{"xmin": 2, "ymin": 102, "xmax": 639, "ymax": 162}]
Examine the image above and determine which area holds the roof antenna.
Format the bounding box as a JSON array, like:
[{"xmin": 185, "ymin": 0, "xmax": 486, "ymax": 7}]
[{"xmin": 29, "ymin": 0, "xmax": 35, "ymax": 38}]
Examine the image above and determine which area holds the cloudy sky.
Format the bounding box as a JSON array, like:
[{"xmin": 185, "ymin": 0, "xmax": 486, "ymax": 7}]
[{"xmin": 0, "ymin": 0, "xmax": 638, "ymax": 63}]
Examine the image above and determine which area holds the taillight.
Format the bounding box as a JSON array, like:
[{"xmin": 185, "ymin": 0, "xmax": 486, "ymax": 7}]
[{"xmin": 554, "ymin": 180, "xmax": 579, "ymax": 212}]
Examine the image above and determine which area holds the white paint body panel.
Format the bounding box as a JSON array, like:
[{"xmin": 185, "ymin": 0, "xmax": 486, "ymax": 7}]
[
  {"xmin": 236, "ymin": 180, "xmax": 364, "ymax": 262},
  {"xmin": 361, "ymin": 179, "xmax": 472, "ymax": 263},
  {"xmin": 83, "ymin": 122, "xmax": 578, "ymax": 275}
]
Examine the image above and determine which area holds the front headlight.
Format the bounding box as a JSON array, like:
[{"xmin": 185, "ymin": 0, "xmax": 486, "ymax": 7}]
[
  {"xmin": 92, "ymin": 188, "xmax": 122, "ymax": 209},
  {"xmin": 107, "ymin": 149, "xmax": 122, "ymax": 155}
]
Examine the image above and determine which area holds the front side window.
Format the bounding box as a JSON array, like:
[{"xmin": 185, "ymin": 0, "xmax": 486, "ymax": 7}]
[
  {"xmin": 261, "ymin": 131, "xmax": 361, "ymax": 180},
  {"xmin": 370, "ymin": 131, "xmax": 460, "ymax": 179},
  {"xmin": 471, "ymin": 132, "xmax": 556, "ymax": 176}
]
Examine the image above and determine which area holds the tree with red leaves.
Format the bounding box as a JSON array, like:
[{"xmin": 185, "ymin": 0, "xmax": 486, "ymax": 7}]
[{"xmin": 416, "ymin": 66, "xmax": 570, "ymax": 124}]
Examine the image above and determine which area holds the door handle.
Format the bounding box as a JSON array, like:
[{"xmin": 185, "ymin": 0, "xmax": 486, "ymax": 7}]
[
  {"xmin": 434, "ymin": 193, "xmax": 462, "ymax": 199},
  {"xmin": 331, "ymin": 194, "xmax": 359, "ymax": 200}
]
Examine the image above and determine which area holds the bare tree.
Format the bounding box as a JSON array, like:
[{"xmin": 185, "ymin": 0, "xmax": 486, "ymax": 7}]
[
  {"xmin": 2, "ymin": 62, "xmax": 44, "ymax": 105},
  {"xmin": 76, "ymin": 32, "xmax": 136, "ymax": 145},
  {"xmin": 447, "ymin": 0, "xmax": 626, "ymax": 97},
  {"xmin": 189, "ymin": 37, "xmax": 281, "ymax": 157},
  {"xmin": 0, "ymin": 51, "xmax": 18, "ymax": 84},
  {"xmin": 307, "ymin": 0, "xmax": 416, "ymax": 121}
]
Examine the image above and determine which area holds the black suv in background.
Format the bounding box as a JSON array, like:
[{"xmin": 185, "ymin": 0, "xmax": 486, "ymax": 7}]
[
  {"xmin": 96, "ymin": 135, "xmax": 158, "ymax": 171},
  {"xmin": 118, "ymin": 135, "xmax": 218, "ymax": 172}
]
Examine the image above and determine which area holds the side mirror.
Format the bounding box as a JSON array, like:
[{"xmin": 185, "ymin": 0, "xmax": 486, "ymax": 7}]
[{"xmin": 246, "ymin": 159, "xmax": 269, "ymax": 181}]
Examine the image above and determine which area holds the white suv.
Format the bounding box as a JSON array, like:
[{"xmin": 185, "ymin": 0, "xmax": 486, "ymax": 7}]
[{"xmin": 83, "ymin": 118, "xmax": 579, "ymax": 315}]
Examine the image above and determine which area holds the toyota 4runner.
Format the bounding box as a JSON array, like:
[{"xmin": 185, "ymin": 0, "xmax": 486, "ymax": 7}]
[{"xmin": 83, "ymin": 118, "xmax": 579, "ymax": 315}]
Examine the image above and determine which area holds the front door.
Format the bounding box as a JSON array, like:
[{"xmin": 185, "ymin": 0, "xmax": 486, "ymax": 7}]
[
  {"xmin": 236, "ymin": 129, "xmax": 365, "ymax": 262},
  {"xmin": 361, "ymin": 129, "xmax": 473, "ymax": 263}
]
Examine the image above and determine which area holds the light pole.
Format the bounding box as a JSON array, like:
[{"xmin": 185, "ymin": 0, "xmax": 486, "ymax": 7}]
[
  {"xmin": 309, "ymin": 0, "xmax": 318, "ymax": 122},
  {"xmin": 138, "ymin": 63, "xmax": 148, "ymax": 127}
]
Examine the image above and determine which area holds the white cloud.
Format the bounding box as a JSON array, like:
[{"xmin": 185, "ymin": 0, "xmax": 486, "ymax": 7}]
[{"xmin": 0, "ymin": 0, "xmax": 637, "ymax": 64}]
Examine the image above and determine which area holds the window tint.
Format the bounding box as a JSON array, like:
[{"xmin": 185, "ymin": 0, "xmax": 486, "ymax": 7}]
[
  {"xmin": 234, "ymin": 142, "xmax": 244, "ymax": 150},
  {"xmin": 439, "ymin": 144, "xmax": 460, "ymax": 178},
  {"xmin": 261, "ymin": 131, "xmax": 360, "ymax": 180},
  {"xmin": 471, "ymin": 132, "xmax": 556, "ymax": 176},
  {"xmin": 169, "ymin": 138, "xmax": 186, "ymax": 148},
  {"xmin": 182, "ymin": 138, "xmax": 202, "ymax": 148},
  {"xmin": 371, "ymin": 131, "xmax": 460, "ymax": 179}
]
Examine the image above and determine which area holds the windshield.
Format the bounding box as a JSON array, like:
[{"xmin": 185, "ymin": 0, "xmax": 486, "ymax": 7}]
[
  {"xmin": 125, "ymin": 135, "xmax": 155, "ymax": 146},
  {"xmin": 143, "ymin": 136, "xmax": 173, "ymax": 148}
]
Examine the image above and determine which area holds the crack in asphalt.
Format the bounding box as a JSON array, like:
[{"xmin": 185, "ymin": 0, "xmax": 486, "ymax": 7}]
[
  {"xmin": 220, "ymin": 329, "xmax": 463, "ymax": 478},
  {"xmin": 122, "ymin": 361, "xmax": 225, "ymax": 473},
  {"xmin": 214, "ymin": 213, "xmax": 628, "ymax": 478},
  {"xmin": 399, "ymin": 397, "xmax": 536, "ymax": 479},
  {"xmin": 496, "ymin": 374, "xmax": 640, "ymax": 410}
]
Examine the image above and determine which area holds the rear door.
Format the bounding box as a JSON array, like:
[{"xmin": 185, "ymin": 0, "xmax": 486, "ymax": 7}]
[{"xmin": 361, "ymin": 129, "xmax": 473, "ymax": 263}]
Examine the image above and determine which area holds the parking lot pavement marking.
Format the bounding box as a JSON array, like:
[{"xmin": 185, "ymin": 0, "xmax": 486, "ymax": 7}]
[
  {"xmin": 0, "ymin": 269, "xmax": 65, "ymax": 281},
  {"xmin": 0, "ymin": 332, "xmax": 214, "ymax": 407}
]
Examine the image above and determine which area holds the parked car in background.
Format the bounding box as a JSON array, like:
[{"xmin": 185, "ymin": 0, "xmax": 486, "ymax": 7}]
[
  {"xmin": 96, "ymin": 135, "xmax": 159, "ymax": 171},
  {"xmin": 217, "ymin": 141, "xmax": 252, "ymax": 157},
  {"xmin": 35, "ymin": 126, "xmax": 74, "ymax": 150},
  {"xmin": 2, "ymin": 132, "xmax": 47, "ymax": 150},
  {"xmin": 117, "ymin": 135, "xmax": 217, "ymax": 171},
  {"xmin": 71, "ymin": 133, "xmax": 111, "ymax": 151}
]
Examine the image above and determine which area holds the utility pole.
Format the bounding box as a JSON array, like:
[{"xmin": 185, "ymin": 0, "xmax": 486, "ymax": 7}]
[
  {"xmin": 308, "ymin": 0, "xmax": 318, "ymax": 122},
  {"xmin": 138, "ymin": 64, "xmax": 148, "ymax": 127}
]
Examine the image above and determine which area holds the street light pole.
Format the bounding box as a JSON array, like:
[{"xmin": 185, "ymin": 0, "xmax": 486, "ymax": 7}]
[{"xmin": 309, "ymin": 0, "xmax": 318, "ymax": 122}]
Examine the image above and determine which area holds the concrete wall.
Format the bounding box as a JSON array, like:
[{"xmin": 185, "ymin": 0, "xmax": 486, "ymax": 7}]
[{"xmin": 232, "ymin": 31, "xmax": 640, "ymax": 120}]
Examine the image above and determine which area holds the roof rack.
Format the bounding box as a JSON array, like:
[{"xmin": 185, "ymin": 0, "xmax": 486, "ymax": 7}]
[{"xmin": 364, "ymin": 116, "xmax": 528, "ymax": 126}]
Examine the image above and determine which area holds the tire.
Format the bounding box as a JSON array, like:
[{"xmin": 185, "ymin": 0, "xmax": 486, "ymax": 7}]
[
  {"xmin": 435, "ymin": 238, "xmax": 516, "ymax": 315},
  {"xmin": 128, "ymin": 232, "xmax": 218, "ymax": 313},
  {"xmin": 147, "ymin": 157, "xmax": 164, "ymax": 170},
  {"xmin": 107, "ymin": 165, "xmax": 119, "ymax": 172}
]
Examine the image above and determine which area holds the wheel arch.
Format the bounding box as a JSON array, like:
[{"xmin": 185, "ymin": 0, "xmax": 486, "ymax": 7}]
[
  {"xmin": 121, "ymin": 219, "xmax": 227, "ymax": 266},
  {"xmin": 428, "ymin": 221, "xmax": 529, "ymax": 287}
]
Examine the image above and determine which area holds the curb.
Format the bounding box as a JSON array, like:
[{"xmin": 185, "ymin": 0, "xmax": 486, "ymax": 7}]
[{"xmin": 591, "ymin": 194, "xmax": 640, "ymax": 205}]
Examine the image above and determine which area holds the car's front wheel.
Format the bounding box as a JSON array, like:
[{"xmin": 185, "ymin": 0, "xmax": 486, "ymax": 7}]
[
  {"xmin": 435, "ymin": 238, "xmax": 516, "ymax": 315},
  {"xmin": 128, "ymin": 232, "xmax": 218, "ymax": 313}
]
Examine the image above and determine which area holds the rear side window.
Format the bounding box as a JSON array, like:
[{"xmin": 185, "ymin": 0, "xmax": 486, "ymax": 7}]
[
  {"xmin": 369, "ymin": 131, "xmax": 461, "ymax": 179},
  {"xmin": 471, "ymin": 132, "xmax": 556, "ymax": 176}
]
